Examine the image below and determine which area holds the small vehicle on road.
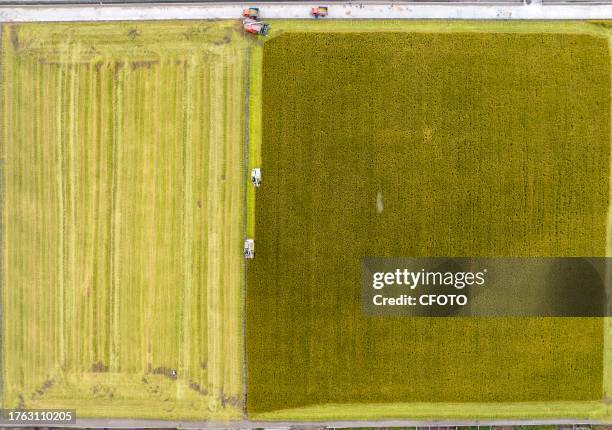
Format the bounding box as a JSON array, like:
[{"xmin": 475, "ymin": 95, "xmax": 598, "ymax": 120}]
[
  {"xmin": 242, "ymin": 7, "xmax": 260, "ymax": 19},
  {"xmin": 311, "ymin": 6, "xmax": 329, "ymax": 18}
]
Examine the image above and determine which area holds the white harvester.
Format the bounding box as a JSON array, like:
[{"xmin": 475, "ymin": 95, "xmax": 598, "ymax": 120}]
[
  {"xmin": 251, "ymin": 168, "xmax": 261, "ymax": 187},
  {"xmin": 244, "ymin": 239, "xmax": 255, "ymax": 259}
]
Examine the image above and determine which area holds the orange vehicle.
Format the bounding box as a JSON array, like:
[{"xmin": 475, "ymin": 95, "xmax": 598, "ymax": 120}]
[
  {"xmin": 311, "ymin": 6, "xmax": 328, "ymax": 18},
  {"xmin": 242, "ymin": 7, "xmax": 260, "ymax": 19},
  {"xmin": 243, "ymin": 19, "xmax": 269, "ymax": 36}
]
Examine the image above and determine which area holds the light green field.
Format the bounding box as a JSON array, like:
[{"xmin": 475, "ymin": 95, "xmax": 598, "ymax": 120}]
[{"xmin": 1, "ymin": 21, "xmax": 246, "ymax": 420}]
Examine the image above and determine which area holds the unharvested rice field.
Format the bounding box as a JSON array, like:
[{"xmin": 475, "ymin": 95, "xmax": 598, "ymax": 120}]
[
  {"xmin": 2, "ymin": 22, "xmax": 245, "ymax": 419},
  {"xmin": 247, "ymin": 32, "xmax": 610, "ymax": 413}
]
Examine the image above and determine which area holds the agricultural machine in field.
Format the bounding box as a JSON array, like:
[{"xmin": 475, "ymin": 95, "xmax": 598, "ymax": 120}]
[
  {"xmin": 244, "ymin": 239, "xmax": 255, "ymax": 259},
  {"xmin": 243, "ymin": 19, "xmax": 270, "ymax": 36},
  {"xmin": 242, "ymin": 7, "xmax": 260, "ymax": 19},
  {"xmin": 251, "ymin": 168, "xmax": 261, "ymax": 187},
  {"xmin": 311, "ymin": 6, "xmax": 329, "ymax": 18}
]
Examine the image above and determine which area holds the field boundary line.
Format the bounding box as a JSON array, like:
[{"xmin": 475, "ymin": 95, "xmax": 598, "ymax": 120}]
[
  {"xmin": 51, "ymin": 417, "xmax": 607, "ymax": 428},
  {"xmin": 241, "ymin": 46, "xmax": 250, "ymax": 420},
  {"xmin": 0, "ymin": 23, "xmax": 4, "ymax": 405},
  {"xmin": 605, "ymin": 29, "xmax": 612, "ymax": 402}
]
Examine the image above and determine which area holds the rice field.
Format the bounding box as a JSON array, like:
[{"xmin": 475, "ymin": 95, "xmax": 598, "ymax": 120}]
[
  {"xmin": 247, "ymin": 29, "xmax": 610, "ymax": 415},
  {"xmin": 1, "ymin": 21, "xmax": 246, "ymax": 420},
  {"xmin": 4, "ymin": 18, "xmax": 612, "ymax": 423}
]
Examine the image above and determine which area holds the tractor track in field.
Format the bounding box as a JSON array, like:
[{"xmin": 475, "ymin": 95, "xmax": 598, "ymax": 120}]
[{"xmin": 241, "ymin": 46, "xmax": 250, "ymax": 420}]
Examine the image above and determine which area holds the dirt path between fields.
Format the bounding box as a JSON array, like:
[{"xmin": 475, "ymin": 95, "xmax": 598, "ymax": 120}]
[
  {"xmin": 0, "ymin": 23, "xmax": 4, "ymax": 403},
  {"xmin": 52, "ymin": 417, "xmax": 601, "ymax": 429},
  {"xmin": 241, "ymin": 47, "xmax": 250, "ymax": 420}
]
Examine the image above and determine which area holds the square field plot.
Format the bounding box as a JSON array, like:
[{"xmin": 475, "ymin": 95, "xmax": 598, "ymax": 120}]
[{"xmin": 247, "ymin": 33, "xmax": 610, "ymax": 412}]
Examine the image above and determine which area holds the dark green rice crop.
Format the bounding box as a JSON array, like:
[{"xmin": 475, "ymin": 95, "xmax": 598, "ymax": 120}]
[{"xmin": 247, "ymin": 32, "xmax": 610, "ymax": 413}]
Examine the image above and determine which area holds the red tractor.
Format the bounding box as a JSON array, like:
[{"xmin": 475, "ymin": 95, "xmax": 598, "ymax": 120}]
[
  {"xmin": 311, "ymin": 6, "xmax": 328, "ymax": 18},
  {"xmin": 243, "ymin": 19, "xmax": 270, "ymax": 36}
]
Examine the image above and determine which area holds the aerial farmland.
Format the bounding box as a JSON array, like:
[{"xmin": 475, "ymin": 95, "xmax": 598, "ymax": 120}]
[
  {"xmin": 2, "ymin": 21, "xmax": 245, "ymax": 420},
  {"xmin": 2, "ymin": 16, "xmax": 612, "ymax": 425}
]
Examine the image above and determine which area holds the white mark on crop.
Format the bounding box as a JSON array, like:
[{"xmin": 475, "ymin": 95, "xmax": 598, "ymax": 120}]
[{"xmin": 376, "ymin": 190, "xmax": 384, "ymax": 214}]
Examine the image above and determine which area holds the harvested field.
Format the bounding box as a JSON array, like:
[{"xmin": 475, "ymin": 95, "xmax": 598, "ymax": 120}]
[
  {"xmin": 1, "ymin": 21, "xmax": 245, "ymax": 419},
  {"xmin": 247, "ymin": 32, "xmax": 610, "ymax": 413}
]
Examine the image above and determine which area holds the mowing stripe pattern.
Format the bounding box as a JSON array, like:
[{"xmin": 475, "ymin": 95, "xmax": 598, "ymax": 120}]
[{"xmin": 1, "ymin": 22, "xmax": 245, "ymax": 420}]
